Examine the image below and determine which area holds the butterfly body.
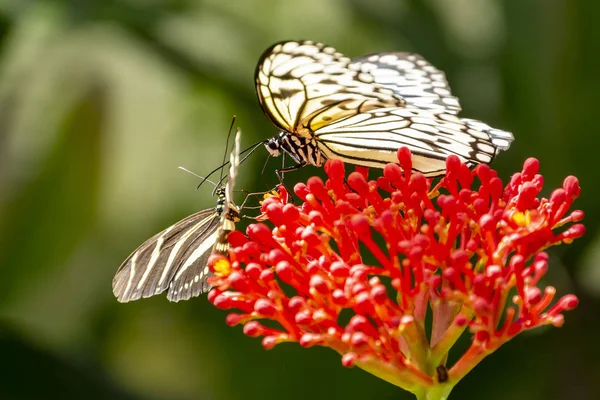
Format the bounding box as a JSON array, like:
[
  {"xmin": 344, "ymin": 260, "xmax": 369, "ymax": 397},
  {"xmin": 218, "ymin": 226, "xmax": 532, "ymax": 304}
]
[
  {"xmin": 265, "ymin": 131, "xmax": 321, "ymax": 166},
  {"xmin": 256, "ymin": 40, "xmax": 514, "ymax": 176}
]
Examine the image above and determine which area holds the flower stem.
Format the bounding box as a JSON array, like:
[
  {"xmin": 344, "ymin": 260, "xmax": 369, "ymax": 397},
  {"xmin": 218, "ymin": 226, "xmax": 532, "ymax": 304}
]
[
  {"xmin": 354, "ymin": 358, "xmax": 433, "ymax": 392},
  {"xmin": 414, "ymin": 384, "xmax": 454, "ymax": 400}
]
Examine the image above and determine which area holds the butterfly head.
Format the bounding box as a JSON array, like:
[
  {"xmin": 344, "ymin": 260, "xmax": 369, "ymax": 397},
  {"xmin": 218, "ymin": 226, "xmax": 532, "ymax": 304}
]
[
  {"xmin": 265, "ymin": 131, "xmax": 306, "ymax": 165},
  {"xmin": 265, "ymin": 134, "xmax": 282, "ymax": 157}
]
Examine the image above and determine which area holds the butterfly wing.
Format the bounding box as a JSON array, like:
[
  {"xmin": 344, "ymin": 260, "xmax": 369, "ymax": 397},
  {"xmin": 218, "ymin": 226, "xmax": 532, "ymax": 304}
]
[
  {"xmin": 168, "ymin": 129, "xmax": 243, "ymax": 301},
  {"xmin": 224, "ymin": 128, "xmax": 241, "ymax": 207},
  {"xmin": 214, "ymin": 128, "xmax": 241, "ymax": 254},
  {"xmin": 255, "ymin": 40, "xmax": 406, "ymax": 135},
  {"xmin": 256, "ymin": 40, "xmax": 512, "ymax": 175},
  {"xmin": 113, "ymin": 209, "xmax": 220, "ymax": 303},
  {"xmin": 314, "ymin": 107, "xmax": 514, "ymax": 176},
  {"xmin": 167, "ymin": 128, "xmax": 242, "ymax": 300},
  {"xmin": 164, "ymin": 212, "xmax": 223, "ymax": 302},
  {"xmin": 350, "ymin": 52, "xmax": 462, "ymax": 115}
]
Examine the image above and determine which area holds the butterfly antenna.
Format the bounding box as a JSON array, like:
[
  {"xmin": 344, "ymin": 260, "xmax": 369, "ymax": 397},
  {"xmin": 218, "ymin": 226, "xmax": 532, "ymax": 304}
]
[
  {"xmin": 178, "ymin": 166, "xmax": 218, "ymax": 187},
  {"xmin": 196, "ymin": 116, "xmax": 237, "ymax": 191},
  {"xmin": 197, "ymin": 163, "xmax": 228, "ymax": 190},
  {"xmin": 239, "ymin": 140, "xmax": 267, "ymax": 166},
  {"xmin": 210, "ymin": 139, "xmax": 270, "ymax": 195},
  {"xmin": 198, "ymin": 124, "xmax": 270, "ymax": 192},
  {"xmin": 240, "ymin": 139, "xmax": 269, "ymax": 157},
  {"xmin": 219, "ymin": 115, "xmax": 237, "ymax": 183}
]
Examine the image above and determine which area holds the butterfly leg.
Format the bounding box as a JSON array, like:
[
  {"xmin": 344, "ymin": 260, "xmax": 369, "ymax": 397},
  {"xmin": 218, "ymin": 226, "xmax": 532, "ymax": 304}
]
[
  {"xmin": 275, "ymin": 161, "xmax": 306, "ymax": 185},
  {"xmin": 238, "ymin": 190, "xmax": 279, "ymax": 220},
  {"xmin": 239, "ymin": 189, "xmax": 271, "ymax": 211}
]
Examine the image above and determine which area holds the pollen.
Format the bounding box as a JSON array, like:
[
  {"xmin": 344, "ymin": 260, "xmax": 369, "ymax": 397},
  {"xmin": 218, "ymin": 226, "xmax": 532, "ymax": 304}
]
[
  {"xmin": 511, "ymin": 210, "xmax": 531, "ymax": 226},
  {"xmin": 212, "ymin": 257, "xmax": 232, "ymax": 276}
]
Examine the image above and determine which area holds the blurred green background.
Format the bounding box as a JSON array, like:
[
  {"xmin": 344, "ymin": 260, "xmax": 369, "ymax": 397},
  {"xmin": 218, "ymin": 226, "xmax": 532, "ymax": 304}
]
[{"xmin": 0, "ymin": 0, "xmax": 599, "ymax": 399}]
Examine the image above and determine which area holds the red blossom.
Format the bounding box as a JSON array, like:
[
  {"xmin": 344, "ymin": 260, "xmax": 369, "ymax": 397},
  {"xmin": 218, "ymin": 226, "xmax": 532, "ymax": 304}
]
[{"xmin": 207, "ymin": 148, "xmax": 583, "ymax": 396}]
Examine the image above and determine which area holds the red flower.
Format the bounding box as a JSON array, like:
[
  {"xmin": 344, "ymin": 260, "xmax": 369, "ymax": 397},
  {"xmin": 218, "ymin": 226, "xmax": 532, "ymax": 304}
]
[{"xmin": 208, "ymin": 148, "xmax": 583, "ymax": 398}]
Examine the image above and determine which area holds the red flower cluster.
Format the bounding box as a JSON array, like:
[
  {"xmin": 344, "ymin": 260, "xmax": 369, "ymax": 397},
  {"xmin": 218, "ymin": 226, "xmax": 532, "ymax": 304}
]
[{"xmin": 207, "ymin": 148, "xmax": 583, "ymax": 395}]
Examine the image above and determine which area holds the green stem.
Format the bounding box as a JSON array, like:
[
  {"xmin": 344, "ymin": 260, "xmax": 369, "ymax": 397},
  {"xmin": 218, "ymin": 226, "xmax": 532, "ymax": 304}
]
[
  {"xmin": 414, "ymin": 384, "xmax": 454, "ymax": 400},
  {"xmin": 402, "ymin": 318, "xmax": 431, "ymax": 372},
  {"xmin": 354, "ymin": 358, "xmax": 433, "ymax": 393},
  {"xmin": 329, "ymin": 344, "xmax": 433, "ymax": 393}
]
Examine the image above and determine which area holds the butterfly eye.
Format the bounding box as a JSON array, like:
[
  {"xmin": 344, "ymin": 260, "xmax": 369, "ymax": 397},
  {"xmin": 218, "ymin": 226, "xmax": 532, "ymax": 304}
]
[{"xmin": 265, "ymin": 138, "xmax": 281, "ymax": 155}]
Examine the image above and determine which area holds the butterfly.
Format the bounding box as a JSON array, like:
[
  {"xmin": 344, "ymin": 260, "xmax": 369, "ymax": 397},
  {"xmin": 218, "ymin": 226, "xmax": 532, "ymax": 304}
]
[
  {"xmin": 255, "ymin": 40, "xmax": 514, "ymax": 177},
  {"xmin": 112, "ymin": 128, "xmax": 242, "ymax": 303}
]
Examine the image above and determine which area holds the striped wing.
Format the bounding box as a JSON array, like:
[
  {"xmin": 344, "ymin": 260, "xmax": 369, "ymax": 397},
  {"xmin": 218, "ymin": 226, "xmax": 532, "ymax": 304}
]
[
  {"xmin": 216, "ymin": 128, "xmax": 241, "ymax": 251},
  {"xmin": 350, "ymin": 52, "xmax": 462, "ymax": 115},
  {"xmin": 225, "ymin": 128, "xmax": 241, "ymax": 205},
  {"xmin": 113, "ymin": 129, "xmax": 244, "ymax": 303},
  {"xmin": 255, "ymin": 40, "xmax": 405, "ymax": 136},
  {"xmin": 113, "ymin": 209, "xmax": 220, "ymax": 303},
  {"xmin": 314, "ymin": 107, "xmax": 514, "ymax": 176},
  {"xmin": 166, "ymin": 128, "xmax": 242, "ymax": 301}
]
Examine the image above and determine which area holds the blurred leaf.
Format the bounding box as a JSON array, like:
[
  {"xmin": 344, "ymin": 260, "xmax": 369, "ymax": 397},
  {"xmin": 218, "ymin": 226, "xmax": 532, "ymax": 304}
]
[
  {"xmin": 0, "ymin": 321, "xmax": 141, "ymax": 400},
  {"xmin": 577, "ymin": 231, "xmax": 600, "ymax": 297},
  {"xmin": 0, "ymin": 84, "xmax": 103, "ymax": 303}
]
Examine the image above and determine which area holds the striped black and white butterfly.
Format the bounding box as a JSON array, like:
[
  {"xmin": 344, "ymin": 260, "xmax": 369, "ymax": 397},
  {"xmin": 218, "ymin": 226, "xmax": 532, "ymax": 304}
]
[
  {"xmin": 255, "ymin": 40, "xmax": 514, "ymax": 177},
  {"xmin": 112, "ymin": 128, "xmax": 242, "ymax": 303}
]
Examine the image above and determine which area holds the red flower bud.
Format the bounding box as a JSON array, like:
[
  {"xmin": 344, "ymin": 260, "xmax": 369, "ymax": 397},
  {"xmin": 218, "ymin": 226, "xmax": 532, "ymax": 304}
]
[{"xmin": 209, "ymin": 149, "xmax": 582, "ymax": 393}]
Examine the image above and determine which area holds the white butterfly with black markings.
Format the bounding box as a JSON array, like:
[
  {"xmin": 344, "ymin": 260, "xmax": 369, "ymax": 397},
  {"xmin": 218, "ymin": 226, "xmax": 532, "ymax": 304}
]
[
  {"xmin": 256, "ymin": 40, "xmax": 514, "ymax": 177},
  {"xmin": 112, "ymin": 128, "xmax": 242, "ymax": 303}
]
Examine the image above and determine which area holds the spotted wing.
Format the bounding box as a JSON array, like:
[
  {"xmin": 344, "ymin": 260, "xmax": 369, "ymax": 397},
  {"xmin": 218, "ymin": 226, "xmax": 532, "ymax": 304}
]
[
  {"xmin": 255, "ymin": 40, "xmax": 405, "ymax": 136},
  {"xmin": 112, "ymin": 209, "xmax": 220, "ymax": 303},
  {"xmin": 350, "ymin": 52, "xmax": 461, "ymax": 115},
  {"xmin": 314, "ymin": 107, "xmax": 514, "ymax": 176}
]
